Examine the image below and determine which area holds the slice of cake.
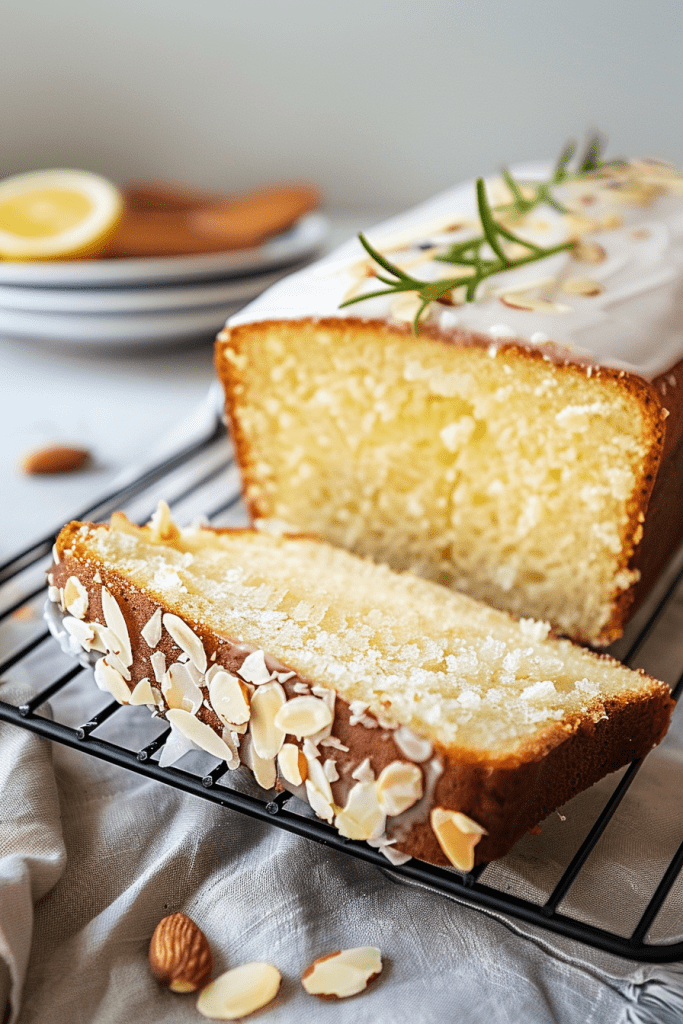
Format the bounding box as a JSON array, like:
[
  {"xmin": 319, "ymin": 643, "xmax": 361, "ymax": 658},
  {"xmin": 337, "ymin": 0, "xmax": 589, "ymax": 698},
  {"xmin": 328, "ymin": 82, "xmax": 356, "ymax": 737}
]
[
  {"xmin": 47, "ymin": 507, "xmax": 673, "ymax": 869},
  {"xmin": 215, "ymin": 149, "xmax": 683, "ymax": 645}
]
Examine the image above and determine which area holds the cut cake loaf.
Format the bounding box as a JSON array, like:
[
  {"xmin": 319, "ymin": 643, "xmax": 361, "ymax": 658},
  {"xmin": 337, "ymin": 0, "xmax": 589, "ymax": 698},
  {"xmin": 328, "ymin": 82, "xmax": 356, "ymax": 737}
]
[
  {"xmin": 216, "ymin": 154, "xmax": 683, "ymax": 645},
  {"xmin": 47, "ymin": 506, "xmax": 673, "ymax": 869}
]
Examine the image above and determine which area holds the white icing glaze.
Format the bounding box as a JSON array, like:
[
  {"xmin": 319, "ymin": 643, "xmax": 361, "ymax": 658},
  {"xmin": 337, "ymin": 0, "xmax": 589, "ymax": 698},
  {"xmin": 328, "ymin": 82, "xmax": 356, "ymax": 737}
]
[{"xmin": 226, "ymin": 160, "xmax": 683, "ymax": 381}]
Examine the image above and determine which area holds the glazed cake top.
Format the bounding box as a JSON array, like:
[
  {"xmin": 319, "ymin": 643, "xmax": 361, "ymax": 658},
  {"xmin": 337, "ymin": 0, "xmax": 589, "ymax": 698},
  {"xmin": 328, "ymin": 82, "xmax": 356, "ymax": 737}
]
[{"xmin": 226, "ymin": 158, "xmax": 683, "ymax": 381}]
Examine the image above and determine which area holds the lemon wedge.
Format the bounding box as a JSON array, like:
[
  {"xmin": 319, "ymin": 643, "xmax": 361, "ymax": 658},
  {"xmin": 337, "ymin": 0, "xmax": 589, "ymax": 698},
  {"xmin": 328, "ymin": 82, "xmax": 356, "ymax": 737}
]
[{"xmin": 0, "ymin": 169, "xmax": 123, "ymax": 260}]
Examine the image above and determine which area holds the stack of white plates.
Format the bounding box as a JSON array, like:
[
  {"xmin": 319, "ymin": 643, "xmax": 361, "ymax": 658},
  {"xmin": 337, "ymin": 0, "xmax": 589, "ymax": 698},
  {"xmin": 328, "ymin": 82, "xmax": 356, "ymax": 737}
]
[{"xmin": 0, "ymin": 212, "xmax": 328, "ymax": 348}]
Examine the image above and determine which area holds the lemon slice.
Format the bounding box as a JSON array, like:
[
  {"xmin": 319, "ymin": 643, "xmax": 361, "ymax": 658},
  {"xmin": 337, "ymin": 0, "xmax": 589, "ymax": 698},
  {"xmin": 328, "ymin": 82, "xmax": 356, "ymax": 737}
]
[{"xmin": 0, "ymin": 169, "xmax": 123, "ymax": 260}]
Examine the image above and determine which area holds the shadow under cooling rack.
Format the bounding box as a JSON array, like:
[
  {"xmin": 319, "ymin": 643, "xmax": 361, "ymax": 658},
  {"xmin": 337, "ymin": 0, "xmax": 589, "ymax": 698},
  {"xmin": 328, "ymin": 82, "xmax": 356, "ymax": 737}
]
[{"xmin": 1, "ymin": 413, "xmax": 683, "ymax": 963}]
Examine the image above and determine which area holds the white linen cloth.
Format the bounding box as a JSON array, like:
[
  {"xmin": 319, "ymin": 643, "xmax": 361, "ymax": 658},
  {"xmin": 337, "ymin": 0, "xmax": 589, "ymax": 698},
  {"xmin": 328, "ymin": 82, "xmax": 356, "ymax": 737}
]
[{"xmin": 2, "ymin": 391, "xmax": 683, "ymax": 1023}]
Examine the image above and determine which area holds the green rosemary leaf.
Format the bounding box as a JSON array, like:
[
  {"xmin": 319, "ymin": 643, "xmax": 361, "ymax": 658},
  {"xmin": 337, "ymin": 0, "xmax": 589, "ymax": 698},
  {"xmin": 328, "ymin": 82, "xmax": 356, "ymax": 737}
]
[
  {"xmin": 476, "ymin": 178, "xmax": 508, "ymax": 263},
  {"xmin": 356, "ymin": 233, "xmax": 414, "ymax": 282},
  {"xmin": 578, "ymin": 135, "xmax": 602, "ymax": 173},
  {"xmin": 553, "ymin": 142, "xmax": 575, "ymax": 182}
]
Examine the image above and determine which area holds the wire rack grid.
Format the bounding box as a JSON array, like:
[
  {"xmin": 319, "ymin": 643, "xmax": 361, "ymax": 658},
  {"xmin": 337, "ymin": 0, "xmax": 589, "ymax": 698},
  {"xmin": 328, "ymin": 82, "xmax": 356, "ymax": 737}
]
[{"xmin": 1, "ymin": 414, "xmax": 682, "ymax": 964}]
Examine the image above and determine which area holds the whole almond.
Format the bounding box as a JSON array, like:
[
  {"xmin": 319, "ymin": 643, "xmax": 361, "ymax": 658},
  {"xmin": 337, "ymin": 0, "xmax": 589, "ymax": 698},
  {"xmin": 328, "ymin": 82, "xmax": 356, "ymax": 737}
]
[
  {"xmin": 149, "ymin": 912, "xmax": 212, "ymax": 993},
  {"xmin": 21, "ymin": 445, "xmax": 90, "ymax": 475}
]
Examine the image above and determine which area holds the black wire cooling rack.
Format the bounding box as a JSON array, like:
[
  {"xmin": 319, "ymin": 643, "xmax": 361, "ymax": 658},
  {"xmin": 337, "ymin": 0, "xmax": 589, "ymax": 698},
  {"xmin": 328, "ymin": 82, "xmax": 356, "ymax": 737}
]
[{"xmin": 1, "ymin": 412, "xmax": 683, "ymax": 964}]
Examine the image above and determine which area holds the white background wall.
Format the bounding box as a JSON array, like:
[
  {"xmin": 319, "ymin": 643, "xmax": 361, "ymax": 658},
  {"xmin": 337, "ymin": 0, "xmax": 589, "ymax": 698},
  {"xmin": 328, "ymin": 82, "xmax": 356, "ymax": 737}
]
[{"xmin": 3, "ymin": 0, "xmax": 683, "ymax": 215}]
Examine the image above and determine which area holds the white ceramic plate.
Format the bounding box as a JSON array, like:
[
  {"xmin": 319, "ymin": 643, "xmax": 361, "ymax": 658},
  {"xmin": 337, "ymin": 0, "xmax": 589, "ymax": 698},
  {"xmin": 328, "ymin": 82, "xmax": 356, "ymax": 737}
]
[
  {"xmin": 0, "ymin": 265, "xmax": 292, "ymax": 314},
  {"xmin": 0, "ymin": 212, "xmax": 328, "ymax": 287},
  {"xmin": 0, "ymin": 302, "xmax": 244, "ymax": 347}
]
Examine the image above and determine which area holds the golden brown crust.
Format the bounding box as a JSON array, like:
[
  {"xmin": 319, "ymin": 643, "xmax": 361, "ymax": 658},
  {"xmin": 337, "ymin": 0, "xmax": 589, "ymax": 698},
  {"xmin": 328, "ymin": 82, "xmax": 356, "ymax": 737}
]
[
  {"xmin": 215, "ymin": 317, "xmax": 668, "ymax": 646},
  {"xmin": 50, "ymin": 520, "xmax": 674, "ymax": 868}
]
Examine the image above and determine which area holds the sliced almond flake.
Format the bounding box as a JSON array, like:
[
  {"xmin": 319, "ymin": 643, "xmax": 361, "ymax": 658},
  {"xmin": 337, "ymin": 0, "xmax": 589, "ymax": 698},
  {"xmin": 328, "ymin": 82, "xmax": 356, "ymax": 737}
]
[
  {"xmin": 306, "ymin": 755, "xmax": 334, "ymax": 804},
  {"xmin": 348, "ymin": 700, "xmax": 369, "ymax": 726},
  {"xmin": 323, "ymin": 759, "xmax": 339, "ymax": 783},
  {"xmin": 150, "ymin": 650, "xmax": 166, "ymax": 684},
  {"xmin": 250, "ymin": 682, "xmax": 287, "ymax": 759},
  {"xmin": 47, "ymin": 585, "xmax": 61, "ymax": 604},
  {"xmin": 197, "ymin": 962, "xmax": 281, "ymax": 1021},
  {"xmin": 51, "ymin": 544, "xmax": 61, "ymax": 565},
  {"xmin": 430, "ymin": 807, "xmax": 487, "ymax": 871},
  {"xmin": 320, "ymin": 736, "xmax": 350, "ymax": 752},
  {"xmin": 94, "ymin": 657, "xmax": 130, "ymax": 704},
  {"xmin": 238, "ymin": 649, "xmax": 272, "ymax": 685},
  {"xmin": 141, "ymin": 607, "xmax": 163, "ymax": 649},
  {"xmin": 241, "ymin": 734, "xmax": 276, "ymax": 789},
  {"xmin": 162, "ymin": 613, "xmax": 207, "ymax": 673},
  {"xmin": 302, "ymin": 738, "xmax": 320, "ymax": 760},
  {"xmin": 166, "ymin": 709, "xmax": 236, "ymax": 763},
  {"xmin": 393, "ymin": 726, "xmax": 433, "ymax": 763},
  {"xmin": 491, "ymin": 275, "xmax": 557, "ymax": 297},
  {"xmin": 351, "ymin": 758, "xmax": 375, "ymax": 784},
  {"xmin": 162, "ymin": 662, "xmax": 203, "ymax": 714},
  {"xmin": 92, "ymin": 570, "xmax": 101, "ymax": 584},
  {"xmin": 292, "ymin": 682, "xmax": 311, "ymax": 695},
  {"xmin": 147, "ymin": 500, "xmax": 179, "ymax": 543},
  {"xmin": 379, "ymin": 844, "xmax": 412, "ymax": 866},
  {"xmin": 500, "ymin": 294, "xmax": 571, "ymax": 313},
  {"xmin": 301, "ymin": 947, "xmax": 382, "ymax": 1000},
  {"xmin": 376, "ymin": 761, "xmax": 423, "ymax": 816},
  {"xmin": 572, "ymin": 240, "xmax": 607, "ymax": 264},
  {"xmin": 335, "ymin": 781, "xmax": 386, "ymax": 842},
  {"xmin": 220, "ymin": 728, "xmax": 240, "ymax": 770},
  {"xmin": 129, "ymin": 678, "xmax": 156, "ymax": 706},
  {"xmin": 276, "ymin": 670, "xmax": 297, "ymax": 683},
  {"xmin": 209, "ymin": 670, "xmax": 251, "ymax": 727},
  {"xmin": 104, "ymin": 650, "xmax": 131, "ymax": 682},
  {"xmin": 63, "ymin": 577, "xmax": 88, "ymax": 619},
  {"xmin": 278, "ymin": 743, "xmax": 307, "ymax": 786},
  {"xmin": 62, "ymin": 616, "xmax": 95, "ymax": 651},
  {"xmin": 101, "ymin": 587, "xmax": 132, "ymax": 667},
  {"xmin": 274, "ymin": 695, "xmax": 333, "ymax": 739},
  {"xmin": 562, "ymin": 276, "xmax": 605, "ymax": 296},
  {"xmin": 305, "ymin": 779, "xmax": 335, "ymax": 823}
]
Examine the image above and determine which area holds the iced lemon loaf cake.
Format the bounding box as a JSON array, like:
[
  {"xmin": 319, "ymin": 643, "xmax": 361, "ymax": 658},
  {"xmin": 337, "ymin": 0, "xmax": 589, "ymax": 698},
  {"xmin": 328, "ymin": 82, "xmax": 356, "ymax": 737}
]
[
  {"xmin": 47, "ymin": 506, "xmax": 673, "ymax": 869},
  {"xmin": 216, "ymin": 147, "xmax": 683, "ymax": 645}
]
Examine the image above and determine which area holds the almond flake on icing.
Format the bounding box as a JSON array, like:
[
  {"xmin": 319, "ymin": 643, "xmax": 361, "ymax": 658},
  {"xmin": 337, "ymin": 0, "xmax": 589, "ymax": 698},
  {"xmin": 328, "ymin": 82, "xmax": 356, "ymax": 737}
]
[
  {"xmin": 162, "ymin": 614, "xmax": 207, "ymax": 673},
  {"xmin": 348, "ymin": 700, "xmax": 369, "ymax": 726},
  {"xmin": 92, "ymin": 571, "xmax": 101, "ymax": 584},
  {"xmin": 62, "ymin": 616, "xmax": 96, "ymax": 651},
  {"xmin": 141, "ymin": 608, "xmax": 163, "ymax": 649},
  {"xmin": 220, "ymin": 728, "xmax": 241, "ymax": 770},
  {"xmin": 48, "ymin": 585, "xmax": 61, "ymax": 604},
  {"xmin": 376, "ymin": 761, "xmax": 423, "ymax": 816},
  {"xmin": 351, "ymin": 758, "xmax": 375, "ymax": 784},
  {"xmin": 166, "ymin": 709, "xmax": 236, "ymax": 763},
  {"xmin": 101, "ymin": 587, "xmax": 132, "ymax": 667},
  {"xmin": 241, "ymin": 734, "xmax": 276, "ymax": 789},
  {"xmin": 129, "ymin": 678, "xmax": 157, "ymax": 706},
  {"xmin": 162, "ymin": 662, "xmax": 203, "ymax": 714},
  {"xmin": 94, "ymin": 657, "xmax": 131, "ymax": 705},
  {"xmin": 51, "ymin": 544, "xmax": 60, "ymax": 565},
  {"xmin": 276, "ymin": 671, "xmax": 297, "ymax": 683},
  {"xmin": 323, "ymin": 759, "xmax": 339, "ymax": 783},
  {"xmin": 150, "ymin": 650, "xmax": 166, "ymax": 684},
  {"xmin": 306, "ymin": 755, "xmax": 334, "ymax": 805},
  {"xmin": 278, "ymin": 743, "xmax": 307, "ymax": 786},
  {"xmin": 250, "ymin": 682, "xmax": 287, "ymax": 759},
  {"xmin": 238, "ymin": 649, "xmax": 272, "ymax": 685},
  {"xmin": 104, "ymin": 650, "xmax": 131, "ymax": 682},
  {"xmin": 273, "ymin": 695, "xmax": 333, "ymax": 738},
  {"xmin": 209, "ymin": 671, "xmax": 251, "ymax": 727},
  {"xmin": 302, "ymin": 738, "xmax": 320, "ymax": 760},
  {"xmin": 320, "ymin": 736, "xmax": 350, "ymax": 752},
  {"xmin": 335, "ymin": 781, "xmax": 386, "ymax": 842},
  {"xmin": 305, "ymin": 780, "xmax": 335, "ymax": 823},
  {"xmin": 63, "ymin": 577, "xmax": 88, "ymax": 619},
  {"xmin": 430, "ymin": 807, "xmax": 487, "ymax": 872},
  {"xmin": 393, "ymin": 725, "xmax": 433, "ymax": 763},
  {"xmin": 292, "ymin": 682, "xmax": 311, "ymax": 695}
]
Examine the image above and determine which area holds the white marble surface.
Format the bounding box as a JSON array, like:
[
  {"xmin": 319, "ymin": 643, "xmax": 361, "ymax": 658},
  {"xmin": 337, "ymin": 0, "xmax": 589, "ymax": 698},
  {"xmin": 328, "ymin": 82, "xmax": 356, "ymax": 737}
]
[{"xmin": 0, "ymin": 214, "xmax": 377, "ymax": 561}]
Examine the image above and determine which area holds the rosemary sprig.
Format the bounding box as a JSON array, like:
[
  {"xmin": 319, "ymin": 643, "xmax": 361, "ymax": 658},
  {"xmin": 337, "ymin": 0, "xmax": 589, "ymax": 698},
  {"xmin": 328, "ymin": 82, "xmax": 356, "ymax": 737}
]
[{"xmin": 340, "ymin": 173, "xmax": 575, "ymax": 334}]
